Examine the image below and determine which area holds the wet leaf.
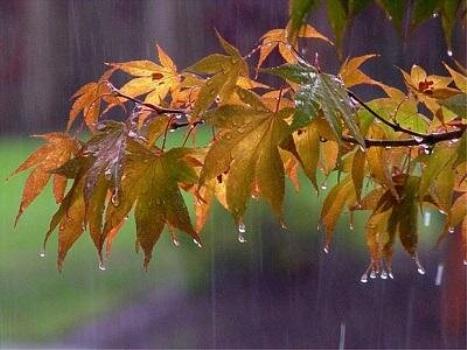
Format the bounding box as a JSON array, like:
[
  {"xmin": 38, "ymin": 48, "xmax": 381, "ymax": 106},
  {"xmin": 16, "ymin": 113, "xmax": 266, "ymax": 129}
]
[
  {"xmin": 10, "ymin": 133, "xmax": 80, "ymax": 226},
  {"xmin": 199, "ymin": 103, "xmax": 292, "ymax": 224}
]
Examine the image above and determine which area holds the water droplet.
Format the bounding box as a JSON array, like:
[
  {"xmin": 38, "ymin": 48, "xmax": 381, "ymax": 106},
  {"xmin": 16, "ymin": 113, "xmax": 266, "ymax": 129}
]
[
  {"xmin": 448, "ymin": 226, "xmax": 455, "ymax": 234},
  {"xmin": 320, "ymin": 181, "xmax": 327, "ymax": 190},
  {"xmin": 98, "ymin": 261, "xmax": 106, "ymax": 271},
  {"xmin": 370, "ymin": 269, "xmax": 377, "ymax": 279},
  {"xmin": 104, "ymin": 168, "xmax": 112, "ymax": 180},
  {"xmin": 323, "ymin": 244, "xmax": 330, "ymax": 254},
  {"xmin": 169, "ymin": 128, "xmax": 176, "ymax": 133},
  {"xmin": 360, "ymin": 274, "xmax": 368, "ymax": 283},
  {"xmin": 414, "ymin": 256, "xmax": 426, "ymax": 275},
  {"xmin": 380, "ymin": 270, "xmax": 388, "ymax": 280},
  {"xmin": 463, "ymin": 259, "xmax": 467, "ymax": 266},
  {"xmin": 238, "ymin": 232, "xmax": 247, "ymax": 244},
  {"xmin": 439, "ymin": 209, "xmax": 447, "ymax": 215},
  {"xmin": 349, "ymin": 223, "xmax": 354, "ymax": 231},
  {"xmin": 423, "ymin": 212, "xmax": 431, "ymax": 227},
  {"xmin": 128, "ymin": 130, "xmax": 138, "ymax": 138},
  {"xmin": 111, "ymin": 190, "xmax": 120, "ymax": 207},
  {"xmin": 238, "ymin": 222, "xmax": 246, "ymax": 233},
  {"xmin": 172, "ymin": 238, "xmax": 180, "ymax": 247},
  {"xmin": 447, "ymin": 49, "xmax": 453, "ymax": 57},
  {"xmin": 432, "ymin": 12, "xmax": 439, "ymax": 18},
  {"xmin": 193, "ymin": 238, "xmax": 203, "ymax": 248},
  {"xmin": 414, "ymin": 136, "xmax": 424, "ymax": 143},
  {"xmin": 39, "ymin": 250, "xmax": 46, "ymax": 258},
  {"xmin": 388, "ymin": 15, "xmax": 393, "ymax": 21}
]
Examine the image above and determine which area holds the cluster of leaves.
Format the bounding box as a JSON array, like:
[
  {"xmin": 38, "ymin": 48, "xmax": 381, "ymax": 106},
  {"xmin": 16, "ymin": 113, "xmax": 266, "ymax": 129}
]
[
  {"xmin": 10, "ymin": 8, "xmax": 467, "ymax": 278},
  {"xmin": 289, "ymin": 0, "xmax": 466, "ymax": 55}
]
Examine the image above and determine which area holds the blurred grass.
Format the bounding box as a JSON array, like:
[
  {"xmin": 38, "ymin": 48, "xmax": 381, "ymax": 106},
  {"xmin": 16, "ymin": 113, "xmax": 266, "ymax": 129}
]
[{"xmin": 0, "ymin": 132, "xmax": 445, "ymax": 345}]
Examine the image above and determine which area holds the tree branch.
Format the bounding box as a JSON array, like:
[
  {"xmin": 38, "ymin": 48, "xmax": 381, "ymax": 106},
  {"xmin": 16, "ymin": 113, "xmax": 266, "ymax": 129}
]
[
  {"xmin": 105, "ymin": 81, "xmax": 189, "ymax": 115},
  {"xmin": 346, "ymin": 90, "xmax": 427, "ymax": 139},
  {"xmin": 342, "ymin": 125, "xmax": 466, "ymax": 148}
]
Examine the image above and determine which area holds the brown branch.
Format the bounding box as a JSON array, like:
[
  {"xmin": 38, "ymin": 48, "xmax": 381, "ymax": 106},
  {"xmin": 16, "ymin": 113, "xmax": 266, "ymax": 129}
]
[
  {"xmin": 342, "ymin": 125, "xmax": 466, "ymax": 148},
  {"xmin": 105, "ymin": 81, "xmax": 189, "ymax": 115},
  {"xmin": 346, "ymin": 90, "xmax": 427, "ymax": 139}
]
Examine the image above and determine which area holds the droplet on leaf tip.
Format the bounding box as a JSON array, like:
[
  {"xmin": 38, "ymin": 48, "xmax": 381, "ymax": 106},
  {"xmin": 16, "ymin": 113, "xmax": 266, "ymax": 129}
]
[
  {"xmin": 39, "ymin": 250, "xmax": 46, "ymax": 258},
  {"xmin": 448, "ymin": 226, "xmax": 455, "ymax": 234},
  {"xmin": 193, "ymin": 238, "xmax": 203, "ymax": 248},
  {"xmin": 172, "ymin": 238, "xmax": 180, "ymax": 247},
  {"xmin": 323, "ymin": 244, "xmax": 330, "ymax": 254},
  {"xmin": 238, "ymin": 232, "xmax": 247, "ymax": 244},
  {"xmin": 98, "ymin": 261, "xmax": 106, "ymax": 271},
  {"xmin": 414, "ymin": 255, "xmax": 426, "ymax": 275},
  {"xmin": 238, "ymin": 222, "xmax": 246, "ymax": 233},
  {"xmin": 447, "ymin": 49, "xmax": 453, "ymax": 57},
  {"xmin": 320, "ymin": 182, "xmax": 327, "ymax": 191},
  {"xmin": 360, "ymin": 274, "xmax": 368, "ymax": 283},
  {"xmin": 370, "ymin": 269, "xmax": 377, "ymax": 279},
  {"xmin": 432, "ymin": 12, "xmax": 439, "ymax": 18},
  {"xmin": 380, "ymin": 270, "xmax": 388, "ymax": 280},
  {"xmin": 463, "ymin": 259, "xmax": 467, "ymax": 266}
]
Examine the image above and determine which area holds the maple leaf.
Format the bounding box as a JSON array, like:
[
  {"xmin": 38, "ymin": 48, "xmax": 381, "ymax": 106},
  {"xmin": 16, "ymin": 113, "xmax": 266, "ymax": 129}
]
[
  {"xmin": 401, "ymin": 64, "xmax": 459, "ymax": 116},
  {"xmin": 111, "ymin": 45, "xmax": 181, "ymax": 105},
  {"xmin": 199, "ymin": 102, "xmax": 294, "ymax": 225},
  {"xmin": 186, "ymin": 32, "xmax": 249, "ymax": 116},
  {"xmin": 68, "ymin": 69, "xmax": 119, "ymax": 131},
  {"xmin": 266, "ymin": 63, "xmax": 366, "ymax": 146},
  {"xmin": 9, "ymin": 133, "xmax": 80, "ymax": 226},
  {"xmin": 257, "ymin": 23, "xmax": 331, "ymax": 70},
  {"xmin": 339, "ymin": 54, "xmax": 384, "ymax": 88}
]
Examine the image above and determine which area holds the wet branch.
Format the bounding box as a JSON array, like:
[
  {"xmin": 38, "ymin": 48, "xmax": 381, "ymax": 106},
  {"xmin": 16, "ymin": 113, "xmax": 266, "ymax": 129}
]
[
  {"xmin": 105, "ymin": 81, "xmax": 189, "ymax": 115},
  {"xmin": 342, "ymin": 125, "xmax": 466, "ymax": 148}
]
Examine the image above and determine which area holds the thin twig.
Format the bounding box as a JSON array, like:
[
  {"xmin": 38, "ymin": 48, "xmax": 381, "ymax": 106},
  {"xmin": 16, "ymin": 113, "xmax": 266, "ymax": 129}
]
[
  {"xmin": 342, "ymin": 125, "xmax": 465, "ymax": 148},
  {"xmin": 105, "ymin": 81, "xmax": 188, "ymax": 115},
  {"xmin": 346, "ymin": 90, "xmax": 426, "ymax": 139}
]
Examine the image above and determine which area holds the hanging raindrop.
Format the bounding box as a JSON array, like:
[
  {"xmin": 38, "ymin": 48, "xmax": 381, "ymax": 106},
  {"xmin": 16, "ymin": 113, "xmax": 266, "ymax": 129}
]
[
  {"xmin": 380, "ymin": 269, "xmax": 388, "ymax": 280},
  {"xmin": 238, "ymin": 232, "xmax": 247, "ymax": 244},
  {"xmin": 39, "ymin": 250, "xmax": 46, "ymax": 258},
  {"xmin": 320, "ymin": 181, "xmax": 327, "ymax": 190},
  {"xmin": 447, "ymin": 49, "xmax": 453, "ymax": 57},
  {"xmin": 193, "ymin": 238, "xmax": 203, "ymax": 248},
  {"xmin": 370, "ymin": 269, "xmax": 377, "ymax": 279},
  {"xmin": 323, "ymin": 244, "xmax": 330, "ymax": 254},
  {"xmin": 238, "ymin": 222, "xmax": 246, "ymax": 233},
  {"xmin": 98, "ymin": 261, "xmax": 106, "ymax": 271},
  {"xmin": 360, "ymin": 273, "xmax": 368, "ymax": 283},
  {"xmin": 172, "ymin": 238, "xmax": 180, "ymax": 247},
  {"xmin": 448, "ymin": 226, "xmax": 455, "ymax": 234},
  {"xmin": 414, "ymin": 255, "xmax": 426, "ymax": 275}
]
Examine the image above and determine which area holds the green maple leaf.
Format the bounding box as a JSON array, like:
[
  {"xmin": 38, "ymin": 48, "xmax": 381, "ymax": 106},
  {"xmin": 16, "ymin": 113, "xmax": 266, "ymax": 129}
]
[
  {"xmin": 199, "ymin": 103, "xmax": 294, "ymax": 225},
  {"xmin": 186, "ymin": 32, "xmax": 249, "ymax": 116},
  {"xmin": 265, "ymin": 63, "xmax": 365, "ymax": 147}
]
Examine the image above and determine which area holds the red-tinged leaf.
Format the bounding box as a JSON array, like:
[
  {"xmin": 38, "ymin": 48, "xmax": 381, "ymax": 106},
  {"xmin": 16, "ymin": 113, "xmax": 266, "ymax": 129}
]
[{"xmin": 10, "ymin": 133, "xmax": 80, "ymax": 226}]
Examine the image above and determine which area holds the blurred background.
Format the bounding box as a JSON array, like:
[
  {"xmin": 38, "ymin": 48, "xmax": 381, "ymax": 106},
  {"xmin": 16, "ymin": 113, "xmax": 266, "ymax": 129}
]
[{"xmin": 0, "ymin": 0, "xmax": 465, "ymax": 348}]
